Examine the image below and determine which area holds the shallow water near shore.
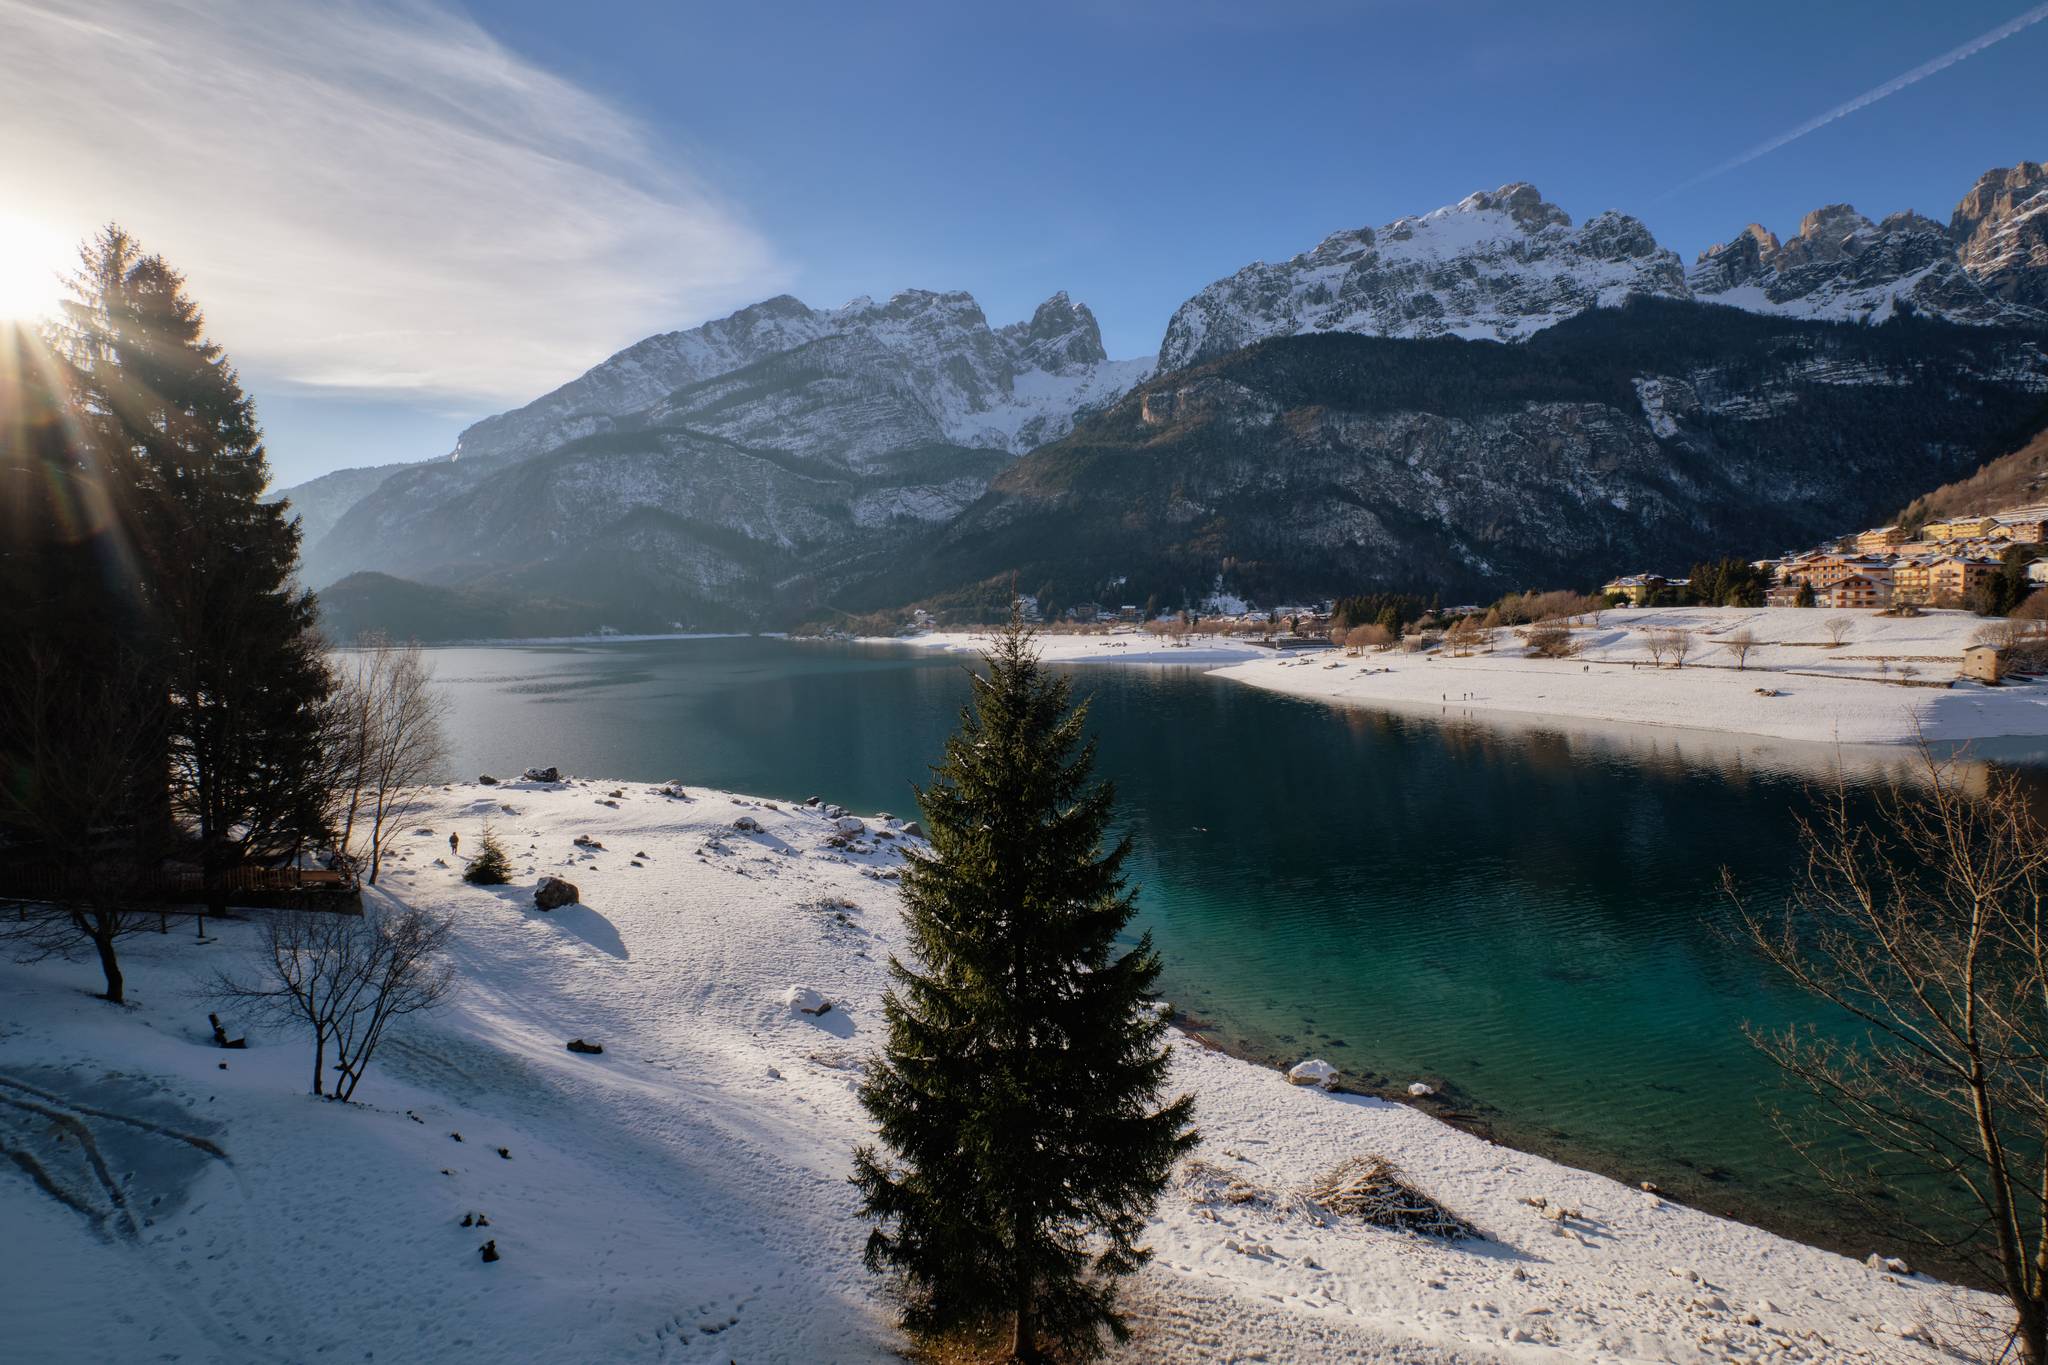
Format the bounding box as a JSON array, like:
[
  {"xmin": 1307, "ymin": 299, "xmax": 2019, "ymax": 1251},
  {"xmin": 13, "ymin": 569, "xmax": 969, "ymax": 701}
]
[{"xmin": 421, "ymin": 633, "xmax": 2048, "ymax": 1266}]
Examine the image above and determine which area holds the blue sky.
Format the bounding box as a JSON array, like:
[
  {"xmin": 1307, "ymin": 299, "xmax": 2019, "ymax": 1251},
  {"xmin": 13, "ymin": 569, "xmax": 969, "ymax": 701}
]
[{"xmin": 5, "ymin": 0, "xmax": 2045, "ymax": 485}]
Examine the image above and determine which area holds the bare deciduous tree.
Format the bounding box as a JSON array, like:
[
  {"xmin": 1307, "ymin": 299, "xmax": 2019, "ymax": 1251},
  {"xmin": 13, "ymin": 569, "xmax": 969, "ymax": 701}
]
[
  {"xmin": 1525, "ymin": 622, "xmax": 1580, "ymax": 658},
  {"xmin": 333, "ymin": 635, "xmax": 448, "ymax": 885},
  {"xmin": 214, "ymin": 904, "xmax": 454, "ymax": 1100},
  {"xmin": 1666, "ymin": 628, "xmax": 1695, "ymax": 669},
  {"xmin": 1728, "ymin": 752, "xmax": 2048, "ymax": 1361},
  {"xmin": 1348, "ymin": 623, "xmax": 1392, "ymax": 653},
  {"xmin": 1976, "ymin": 618, "xmax": 2041, "ymax": 650},
  {"xmin": 1723, "ymin": 628, "xmax": 1758, "ymax": 670},
  {"xmin": 1824, "ymin": 617, "xmax": 1854, "ymax": 647},
  {"xmin": 1642, "ymin": 630, "xmax": 1672, "ymax": 666},
  {"xmin": 0, "ymin": 648, "xmax": 170, "ymax": 1003}
]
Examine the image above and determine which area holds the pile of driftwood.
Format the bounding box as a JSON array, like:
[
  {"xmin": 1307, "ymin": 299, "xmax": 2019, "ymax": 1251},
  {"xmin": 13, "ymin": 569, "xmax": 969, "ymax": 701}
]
[{"xmin": 1306, "ymin": 1155, "xmax": 1480, "ymax": 1241}]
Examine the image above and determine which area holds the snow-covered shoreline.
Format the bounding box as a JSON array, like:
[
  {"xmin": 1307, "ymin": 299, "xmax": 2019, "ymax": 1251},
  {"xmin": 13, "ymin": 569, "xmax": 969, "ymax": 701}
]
[
  {"xmin": 878, "ymin": 607, "xmax": 2048, "ymax": 748},
  {"xmin": 2, "ymin": 777, "xmax": 1988, "ymax": 1361}
]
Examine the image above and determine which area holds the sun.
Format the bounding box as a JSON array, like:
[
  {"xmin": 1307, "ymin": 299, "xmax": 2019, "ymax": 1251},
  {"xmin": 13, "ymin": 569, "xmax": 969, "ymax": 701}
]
[{"xmin": 0, "ymin": 212, "xmax": 71, "ymax": 323}]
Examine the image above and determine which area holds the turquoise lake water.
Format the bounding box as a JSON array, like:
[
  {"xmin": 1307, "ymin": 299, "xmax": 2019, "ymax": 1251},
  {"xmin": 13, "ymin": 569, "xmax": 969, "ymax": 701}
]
[{"xmin": 423, "ymin": 633, "xmax": 2048, "ymax": 1260}]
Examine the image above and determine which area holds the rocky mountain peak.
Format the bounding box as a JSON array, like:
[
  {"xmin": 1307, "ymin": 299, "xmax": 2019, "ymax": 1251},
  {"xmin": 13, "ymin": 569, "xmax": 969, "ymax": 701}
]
[
  {"xmin": 1779, "ymin": 203, "xmax": 1874, "ymax": 265},
  {"xmin": 1451, "ymin": 181, "xmax": 1572, "ymax": 231},
  {"xmin": 999, "ymin": 291, "xmax": 1108, "ymax": 373},
  {"xmin": 1157, "ymin": 183, "xmax": 1685, "ymax": 370},
  {"xmin": 1952, "ymin": 160, "xmax": 2048, "ymax": 308},
  {"xmin": 1688, "ymin": 174, "xmax": 2044, "ymax": 327},
  {"xmin": 1953, "ymin": 160, "xmax": 2047, "ymax": 233}
]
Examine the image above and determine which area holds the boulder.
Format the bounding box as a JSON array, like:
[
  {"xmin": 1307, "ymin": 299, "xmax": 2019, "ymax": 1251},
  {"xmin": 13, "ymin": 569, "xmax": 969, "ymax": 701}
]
[
  {"xmin": 1407, "ymin": 1081, "xmax": 1436, "ymax": 1097},
  {"xmin": 833, "ymin": 816, "xmax": 867, "ymax": 836},
  {"xmin": 523, "ymin": 765, "xmax": 562, "ymax": 783},
  {"xmin": 565, "ymin": 1038, "xmax": 604, "ymax": 1055},
  {"xmin": 573, "ymin": 834, "xmax": 604, "ymax": 850},
  {"xmin": 782, "ymin": 985, "xmax": 831, "ymax": 1015},
  {"xmin": 478, "ymin": 773, "xmax": 498, "ymax": 786},
  {"xmin": 902, "ymin": 821, "xmax": 925, "ymax": 839},
  {"xmin": 535, "ymin": 876, "xmax": 580, "ymax": 910},
  {"xmin": 1287, "ymin": 1059, "xmax": 1339, "ymax": 1089},
  {"xmin": 732, "ymin": 815, "xmax": 762, "ymax": 832}
]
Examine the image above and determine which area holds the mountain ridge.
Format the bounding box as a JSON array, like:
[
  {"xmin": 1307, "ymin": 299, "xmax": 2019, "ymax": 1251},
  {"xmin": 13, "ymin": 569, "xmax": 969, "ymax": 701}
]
[{"xmin": 278, "ymin": 157, "xmax": 2048, "ymax": 634}]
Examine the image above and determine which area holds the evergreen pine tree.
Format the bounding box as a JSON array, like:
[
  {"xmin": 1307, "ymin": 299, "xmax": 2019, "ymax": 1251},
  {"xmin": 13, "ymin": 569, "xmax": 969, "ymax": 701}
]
[
  {"xmin": 0, "ymin": 323, "xmax": 171, "ymax": 1001},
  {"xmin": 854, "ymin": 620, "xmax": 1196, "ymax": 1361},
  {"xmin": 51, "ymin": 227, "xmax": 335, "ymax": 921},
  {"xmin": 463, "ymin": 822, "xmax": 512, "ymax": 885}
]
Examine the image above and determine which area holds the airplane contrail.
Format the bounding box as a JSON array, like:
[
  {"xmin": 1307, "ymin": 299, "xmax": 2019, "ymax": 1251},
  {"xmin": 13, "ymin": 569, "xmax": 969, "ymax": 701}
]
[{"xmin": 1664, "ymin": 2, "xmax": 2048, "ymax": 198}]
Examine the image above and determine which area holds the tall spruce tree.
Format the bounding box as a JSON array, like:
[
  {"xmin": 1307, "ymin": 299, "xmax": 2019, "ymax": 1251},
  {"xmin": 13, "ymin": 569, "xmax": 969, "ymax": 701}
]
[
  {"xmin": 51, "ymin": 227, "xmax": 334, "ymax": 921},
  {"xmin": 854, "ymin": 620, "xmax": 1196, "ymax": 1362},
  {"xmin": 0, "ymin": 323, "xmax": 171, "ymax": 1001}
]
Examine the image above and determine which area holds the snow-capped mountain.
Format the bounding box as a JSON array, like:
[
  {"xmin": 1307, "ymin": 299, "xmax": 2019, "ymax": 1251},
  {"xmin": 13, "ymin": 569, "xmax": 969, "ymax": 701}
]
[
  {"xmin": 294, "ymin": 287, "xmax": 1150, "ymax": 627},
  {"xmin": 1157, "ymin": 169, "xmax": 2048, "ymax": 372},
  {"xmin": 448, "ymin": 288, "xmax": 1149, "ymax": 469},
  {"xmin": 292, "ymin": 158, "xmax": 2048, "ymax": 636},
  {"xmin": 1688, "ymin": 204, "xmax": 2037, "ymax": 326},
  {"xmin": 1157, "ymin": 183, "xmax": 1689, "ymax": 370}
]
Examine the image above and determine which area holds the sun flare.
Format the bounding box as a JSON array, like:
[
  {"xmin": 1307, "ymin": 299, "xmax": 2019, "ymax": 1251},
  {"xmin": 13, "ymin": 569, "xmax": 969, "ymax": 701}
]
[{"xmin": 0, "ymin": 213, "xmax": 70, "ymax": 322}]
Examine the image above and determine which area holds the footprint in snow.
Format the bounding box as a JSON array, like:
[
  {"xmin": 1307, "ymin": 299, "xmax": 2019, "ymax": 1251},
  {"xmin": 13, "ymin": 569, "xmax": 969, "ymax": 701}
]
[{"xmin": 651, "ymin": 1292, "xmax": 753, "ymax": 1359}]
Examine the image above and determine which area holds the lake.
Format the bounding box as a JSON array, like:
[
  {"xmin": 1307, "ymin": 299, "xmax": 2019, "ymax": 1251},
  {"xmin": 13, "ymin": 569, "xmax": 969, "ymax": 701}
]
[{"xmin": 424, "ymin": 633, "xmax": 2044, "ymax": 1261}]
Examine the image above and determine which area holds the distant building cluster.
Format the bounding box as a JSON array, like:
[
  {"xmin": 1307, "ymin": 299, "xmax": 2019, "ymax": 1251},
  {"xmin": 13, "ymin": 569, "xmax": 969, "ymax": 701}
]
[
  {"xmin": 1601, "ymin": 574, "xmax": 1691, "ymax": 606},
  {"xmin": 1606, "ymin": 505, "xmax": 2048, "ymax": 612}
]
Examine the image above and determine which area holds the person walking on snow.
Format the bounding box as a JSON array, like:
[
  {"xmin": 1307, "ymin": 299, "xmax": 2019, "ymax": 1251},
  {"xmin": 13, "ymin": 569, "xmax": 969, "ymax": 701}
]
[{"xmin": 449, "ymin": 831, "xmax": 460, "ymax": 857}]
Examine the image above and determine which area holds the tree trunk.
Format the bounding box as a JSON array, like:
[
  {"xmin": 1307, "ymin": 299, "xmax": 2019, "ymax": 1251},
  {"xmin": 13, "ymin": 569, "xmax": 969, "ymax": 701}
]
[
  {"xmin": 93, "ymin": 930, "xmax": 124, "ymax": 1004},
  {"xmin": 2017, "ymin": 1303, "xmax": 2044, "ymax": 1365},
  {"xmin": 1011, "ymin": 1290, "xmax": 1038, "ymax": 1364},
  {"xmin": 312, "ymin": 1031, "xmax": 326, "ymax": 1097}
]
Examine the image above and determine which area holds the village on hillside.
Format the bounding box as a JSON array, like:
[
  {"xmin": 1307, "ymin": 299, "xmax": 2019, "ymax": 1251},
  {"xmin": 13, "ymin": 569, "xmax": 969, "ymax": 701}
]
[{"xmin": 1606, "ymin": 504, "xmax": 2048, "ymax": 614}]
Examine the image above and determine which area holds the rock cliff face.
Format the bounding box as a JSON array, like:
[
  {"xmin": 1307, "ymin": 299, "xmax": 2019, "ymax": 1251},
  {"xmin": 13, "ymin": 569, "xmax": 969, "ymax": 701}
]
[
  {"xmin": 1952, "ymin": 161, "xmax": 2048, "ymax": 309},
  {"xmin": 1158, "ymin": 183, "xmax": 1688, "ymax": 370},
  {"xmin": 892, "ymin": 300, "xmax": 2048, "ymax": 611}
]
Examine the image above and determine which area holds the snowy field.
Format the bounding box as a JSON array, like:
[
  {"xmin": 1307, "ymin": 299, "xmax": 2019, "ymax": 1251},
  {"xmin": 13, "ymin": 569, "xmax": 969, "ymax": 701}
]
[
  {"xmin": 895, "ymin": 608, "xmax": 2048, "ymax": 745},
  {"xmin": 1, "ymin": 777, "xmax": 1990, "ymax": 1362}
]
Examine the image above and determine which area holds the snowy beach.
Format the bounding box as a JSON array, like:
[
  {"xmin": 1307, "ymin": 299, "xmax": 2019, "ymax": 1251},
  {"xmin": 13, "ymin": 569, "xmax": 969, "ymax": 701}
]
[
  {"xmin": 1, "ymin": 776, "xmax": 1988, "ymax": 1362},
  {"xmin": 890, "ymin": 607, "xmax": 2048, "ymax": 747}
]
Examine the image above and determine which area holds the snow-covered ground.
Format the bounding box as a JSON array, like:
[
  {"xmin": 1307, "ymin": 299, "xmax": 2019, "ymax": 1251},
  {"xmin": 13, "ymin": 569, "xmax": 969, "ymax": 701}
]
[
  {"xmin": 892, "ymin": 608, "xmax": 2048, "ymax": 745},
  {"xmin": 2, "ymin": 777, "xmax": 1991, "ymax": 1362}
]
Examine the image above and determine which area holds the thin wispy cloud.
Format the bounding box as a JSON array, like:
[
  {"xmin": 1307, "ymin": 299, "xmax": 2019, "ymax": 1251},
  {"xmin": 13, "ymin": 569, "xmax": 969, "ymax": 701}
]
[
  {"xmin": 1665, "ymin": 2, "xmax": 2048, "ymax": 198},
  {"xmin": 0, "ymin": 0, "xmax": 787, "ymax": 404}
]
